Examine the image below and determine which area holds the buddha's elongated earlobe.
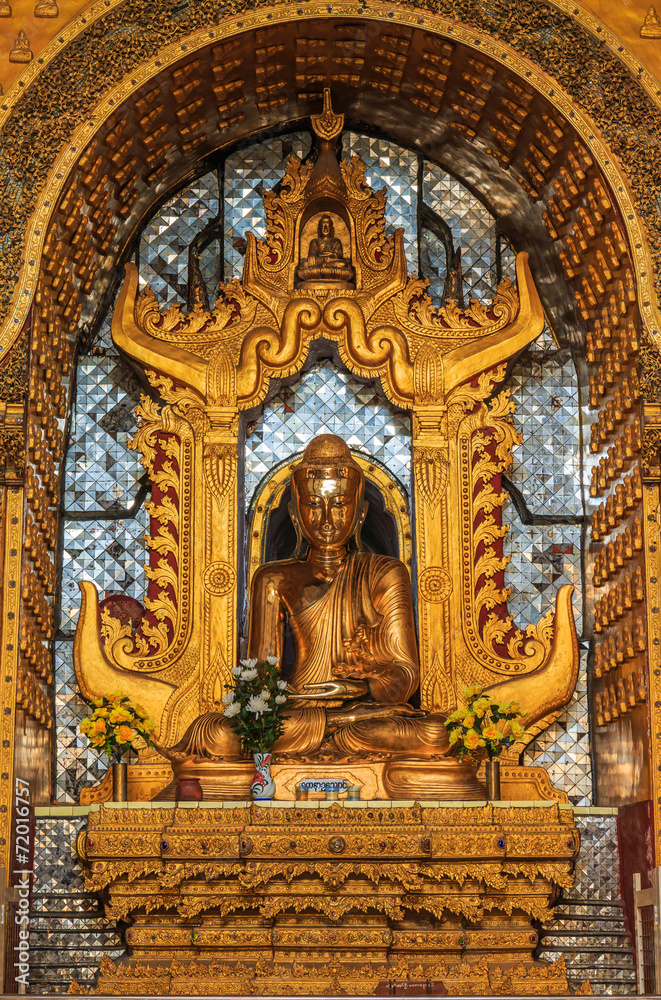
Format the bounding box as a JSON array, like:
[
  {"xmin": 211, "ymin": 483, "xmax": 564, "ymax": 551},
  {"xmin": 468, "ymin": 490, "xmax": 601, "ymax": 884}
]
[
  {"xmin": 289, "ymin": 500, "xmax": 306, "ymax": 559},
  {"xmin": 354, "ymin": 500, "xmax": 369, "ymax": 552}
]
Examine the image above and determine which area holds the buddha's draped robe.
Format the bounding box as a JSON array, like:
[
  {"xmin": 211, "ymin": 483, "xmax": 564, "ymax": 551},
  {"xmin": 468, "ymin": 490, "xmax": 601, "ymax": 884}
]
[
  {"xmin": 165, "ymin": 550, "xmax": 449, "ymax": 762},
  {"xmin": 274, "ymin": 551, "xmax": 445, "ymax": 756}
]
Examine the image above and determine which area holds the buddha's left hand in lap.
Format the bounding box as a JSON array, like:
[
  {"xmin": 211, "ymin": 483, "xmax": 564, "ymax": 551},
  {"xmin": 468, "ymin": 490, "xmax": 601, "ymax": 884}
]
[
  {"xmin": 327, "ymin": 701, "xmax": 426, "ymax": 729},
  {"xmin": 288, "ymin": 679, "xmax": 369, "ymax": 700}
]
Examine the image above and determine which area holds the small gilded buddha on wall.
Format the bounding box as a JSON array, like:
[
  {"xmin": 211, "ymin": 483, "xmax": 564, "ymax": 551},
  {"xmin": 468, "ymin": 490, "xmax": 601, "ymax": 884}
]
[{"xmin": 296, "ymin": 214, "xmax": 355, "ymax": 287}]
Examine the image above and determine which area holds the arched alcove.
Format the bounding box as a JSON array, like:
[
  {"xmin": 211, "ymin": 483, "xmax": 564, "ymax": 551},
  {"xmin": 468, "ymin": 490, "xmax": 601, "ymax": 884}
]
[{"xmin": 0, "ymin": 3, "xmax": 655, "ymax": 852}]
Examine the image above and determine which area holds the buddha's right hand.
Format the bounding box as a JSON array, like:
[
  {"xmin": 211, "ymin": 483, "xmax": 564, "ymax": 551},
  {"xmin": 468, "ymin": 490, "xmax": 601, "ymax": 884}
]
[{"xmin": 287, "ymin": 679, "xmax": 369, "ymax": 700}]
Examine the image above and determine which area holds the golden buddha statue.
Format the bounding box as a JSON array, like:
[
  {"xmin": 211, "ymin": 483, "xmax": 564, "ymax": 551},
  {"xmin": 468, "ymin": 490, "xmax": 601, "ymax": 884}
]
[
  {"xmin": 9, "ymin": 29, "xmax": 32, "ymax": 63},
  {"xmin": 164, "ymin": 431, "xmax": 578, "ymax": 800},
  {"xmin": 248, "ymin": 434, "xmax": 441, "ymax": 756},
  {"xmin": 295, "ymin": 215, "xmax": 355, "ymax": 287},
  {"xmin": 33, "ymin": 0, "xmax": 59, "ymax": 16},
  {"xmin": 164, "ymin": 434, "xmax": 485, "ymax": 797}
]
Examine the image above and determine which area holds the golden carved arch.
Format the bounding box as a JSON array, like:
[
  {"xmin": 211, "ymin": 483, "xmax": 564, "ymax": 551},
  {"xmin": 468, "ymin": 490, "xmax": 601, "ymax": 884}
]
[
  {"xmin": 0, "ymin": 0, "xmax": 657, "ymax": 843},
  {"xmin": 0, "ymin": 1, "xmax": 660, "ymax": 365}
]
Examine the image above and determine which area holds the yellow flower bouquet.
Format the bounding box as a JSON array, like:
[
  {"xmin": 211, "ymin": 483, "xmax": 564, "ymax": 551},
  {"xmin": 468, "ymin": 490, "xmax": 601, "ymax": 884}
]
[
  {"xmin": 444, "ymin": 685, "xmax": 525, "ymax": 762},
  {"xmin": 79, "ymin": 692, "xmax": 156, "ymax": 763}
]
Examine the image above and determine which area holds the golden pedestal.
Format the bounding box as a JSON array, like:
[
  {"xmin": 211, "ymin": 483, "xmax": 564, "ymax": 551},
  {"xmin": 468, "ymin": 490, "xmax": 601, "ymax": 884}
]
[
  {"xmin": 79, "ymin": 760, "xmax": 569, "ymax": 805},
  {"xmin": 76, "ymin": 801, "xmax": 581, "ymax": 996}
]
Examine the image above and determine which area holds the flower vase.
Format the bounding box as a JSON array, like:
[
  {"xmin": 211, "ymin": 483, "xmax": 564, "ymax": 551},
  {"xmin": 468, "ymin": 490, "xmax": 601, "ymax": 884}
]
[
  {"xmin": 112, "ymin": 761, "xmax": 128, "ymax": 802},
  {"xmin": 485, "ymin": 758, "xmax": 501, "ymax": 801},
  {"xmin": 250, "ymin": 752, "xmax": 276, "ymax": 800}
]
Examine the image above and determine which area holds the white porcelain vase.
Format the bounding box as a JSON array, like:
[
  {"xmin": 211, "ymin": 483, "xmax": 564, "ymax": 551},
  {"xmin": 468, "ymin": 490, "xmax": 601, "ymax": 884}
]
[{"xmin": 250, "ymin": 752, "xmax": 276, "ymax": 800}]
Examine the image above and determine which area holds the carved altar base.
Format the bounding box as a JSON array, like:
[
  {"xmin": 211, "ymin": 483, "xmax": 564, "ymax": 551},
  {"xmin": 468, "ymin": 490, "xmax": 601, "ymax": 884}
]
[
  {"xmin": 79, "ymin": 761, "xmax": 569, "ymax": 805},
  {"xmin": 76, "ymin": 802, "xmax": 581, "ymax": 996}
]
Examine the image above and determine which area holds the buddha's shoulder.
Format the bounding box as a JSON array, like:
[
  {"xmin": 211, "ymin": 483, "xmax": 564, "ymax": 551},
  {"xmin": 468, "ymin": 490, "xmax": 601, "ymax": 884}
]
[
  {"xmin": 251, "ymin": 558, "xmax": 306, "ymax": 586},
  {"xmin": 352, "ymin": 551, "xmax": 409, "ymax": 579}
]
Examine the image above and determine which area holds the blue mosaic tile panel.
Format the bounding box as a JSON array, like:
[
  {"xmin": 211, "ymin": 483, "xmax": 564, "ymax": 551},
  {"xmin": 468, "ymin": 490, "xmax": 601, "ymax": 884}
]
[
  {"xmin": 522, "ymin": 645, "xmax": 592, "ymax": 805},
  {"xmin": 539, "ymin": 815, "xmax": 635, "ymax": 995},
  {"xmin": 422, "ymin": 162, "xmax": 496, "ymax": 300},
  {"xmin": 499, "ymin": 235, "xmax": 518, "ymax": 285},
  {"xmin": 92, "ymin": 289, "xmax": 118, "ymax": 356},
  {"xmin": 139, "ymin": 171, "xmax": 219, "ymax": 305},
  {"xmin": 30, "ymin": 819, "xmax": 124, "ymax": 990},
  {"xmin": 344, "ymin": 132, "xmax": 418, "ymax": 273},
  {"xmin": 224, "ymin": 133, "xmax": 311, "ymax": 281},
  {"xmin": 199, "ymin": 238, "xmax": 221, "ymax": 308},
  {"xmin": 244, "ymin": 360, "xmax": 411, "ymax": 509},
  {"xmin": 573, "ymin": 814, "xmax": 621, "ymax": 899},
  {"xmin": 507, "ymin": 326, "xmax": 582, "ymax": 517},
  {"xmin": 53, "ymin": 641, "xmax": 107, "ymax": 802},
  {"xmin": 420, "ymin": 227, "xmax": 446, "ymax": 307},
  {"xmin": 63, "ymin": 355, "xmax": 144, "ymax": 513},
  {"xmin": 59, "ymin": 511, "xmax": 149, "ymax": 630},
  {"xmin": 503, "ymin": 512, "xmax": 583, "ymax": 633},
  {"xmin": 33, "ymin": 817, "xmax": 87, "ymax": 892}
]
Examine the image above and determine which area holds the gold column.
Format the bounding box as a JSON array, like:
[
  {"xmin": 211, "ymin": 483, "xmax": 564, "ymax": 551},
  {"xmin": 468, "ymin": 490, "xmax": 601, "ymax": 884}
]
[
  {"xmin": 642, "ymin": 406, "xmax": 661, "ymax": 847},
  {"xmin": 412, "ymin": 405, "xmax": 453, "ymax": 713},
  {"xmin": 201, "ymin": 406, "xmax": 240, "ymax": 712},
  {"xmin": 0, "ymin": 486, "xmax": 24, "ymax": 900}
]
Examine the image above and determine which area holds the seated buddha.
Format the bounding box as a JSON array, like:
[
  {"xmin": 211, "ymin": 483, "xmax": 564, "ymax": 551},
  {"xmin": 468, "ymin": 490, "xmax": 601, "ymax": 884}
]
[
  {"xmin": 295, "ymin": 215, "xmax": 355, "ymax": 287},
  {"xmin": 165, "ymin": 435, "xmax": 485, "ymax": 800}
]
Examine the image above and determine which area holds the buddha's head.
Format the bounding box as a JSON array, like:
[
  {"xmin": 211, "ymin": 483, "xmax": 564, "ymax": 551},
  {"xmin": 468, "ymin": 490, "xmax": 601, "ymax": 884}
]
[
  {"xmin": 318, "ymin": 214, "xmax": 334, "ymax": 238},
  {"xmin": 290, "ymin": 435, "xmax": 367, "ymax": 554}
]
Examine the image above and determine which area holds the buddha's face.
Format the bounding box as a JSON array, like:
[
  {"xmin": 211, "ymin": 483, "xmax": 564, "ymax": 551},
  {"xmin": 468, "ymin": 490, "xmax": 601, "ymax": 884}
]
[
  {"xmin": 318, "ymin": 215, "xmax": 333, "ymax": 238},
  {"xmin": 292, "ymin": 466, "xmax": 364, "ymax": 549}
]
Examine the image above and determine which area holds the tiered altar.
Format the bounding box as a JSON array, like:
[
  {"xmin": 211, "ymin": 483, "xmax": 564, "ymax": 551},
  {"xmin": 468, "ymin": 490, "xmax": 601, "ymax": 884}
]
[
  {"xmin": 71, "ymin": 93, "xmax": 584, "ymax": 995},
  {"xmin": 77, "ymin": 801, "xmax": 579, "ymax": 995}
]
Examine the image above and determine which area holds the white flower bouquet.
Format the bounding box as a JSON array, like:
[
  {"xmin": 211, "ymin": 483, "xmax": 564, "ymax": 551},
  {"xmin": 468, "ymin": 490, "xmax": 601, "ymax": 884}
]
[{"xmin": 223, "ymin": 656, "xmax": 289, "ymax": 755}]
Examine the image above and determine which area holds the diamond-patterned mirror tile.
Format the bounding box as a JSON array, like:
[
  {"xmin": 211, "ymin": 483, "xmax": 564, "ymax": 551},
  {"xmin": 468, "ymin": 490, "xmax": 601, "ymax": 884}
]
[
  {"xmin": 53, "ymin": 641, "xmax": 108, "ymax": 802},
  {"xmin": 59, "ymin": 511, "xmax": 149, "ymax": 630},
  {"xmin": 139, "ymin": 171, "xmax": 219, "ymax": 306},
  {"xmin": 522, "ymin": 645, "xmax": 591, "ymax": 805},
  {"xmin": 507, "ymin": 325, "xmax": 582, "ymax": 517},
  {"xmin": 420, "ymin": 228, "xmax": 447, "ymax": 307},
  {"xmin": 423, "ymin": 162, "xmax": 496, "ymax": 300},
  {"xmin": 244, "ymin": 360, "xmax": 411, "ymax": 510},
  {"xmin": 30, "ymin": 819, "xmax": 124, "ymax": 990},
  {"xmin": 224, "ymin": 133, "xmax": 311, "ymax": 281},
  {"xmin": 344, "ymin": 132, "xmax": 418, "ymax": 273},
  {"xmin": 63, "ymin": 353, "xmax": 144, "ymax": 513}
]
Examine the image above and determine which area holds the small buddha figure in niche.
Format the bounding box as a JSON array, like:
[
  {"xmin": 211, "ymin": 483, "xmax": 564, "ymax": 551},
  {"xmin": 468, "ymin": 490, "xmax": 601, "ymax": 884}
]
[
  {"xmin": 34, "ymin": 0, "xmax": 60, "ymax": 16},
  {"xmin": 641, "ymin": 4, "xmax": 661, "ymax": 36},
  {"xmin": 9, "ymin": 29, "xmax": 32, "ymax": 63},
  {"xmin": 296, "ymin": 214, "xmax": 355, "ymax": 287},
  {"xmin": 167, "ymin": 436, "xmax": 486, "ymax": 798}
]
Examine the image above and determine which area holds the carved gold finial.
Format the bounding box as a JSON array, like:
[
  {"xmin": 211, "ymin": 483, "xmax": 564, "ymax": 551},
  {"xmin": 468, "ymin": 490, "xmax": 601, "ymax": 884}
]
[
  {"xmin": 311, "ymin": 88, "xmax": 344, "ymax": 141},
  {"xmin": 0, "ymin": 2, "xmax": 11, "ymax": 16},
  {"xmin": 34, "ymin": 0, "xmax": 59, "ymax": 16},
  {"xmin": 641, "ymin": 5, "xmax": 661, "ymax": 36},
  {"xmin": 305, "ymin": 89, "xmax": 346, "ymax": 202},
  {"xmin": 9, "ymin": 30, "xmax": 33, "ymax": 63}
]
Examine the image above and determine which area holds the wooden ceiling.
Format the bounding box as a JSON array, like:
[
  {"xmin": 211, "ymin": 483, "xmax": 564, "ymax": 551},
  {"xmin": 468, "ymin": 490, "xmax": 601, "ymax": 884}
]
[{"xmin": 39, "ymin": 18, "xmax": 633, "ymax": 357}]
